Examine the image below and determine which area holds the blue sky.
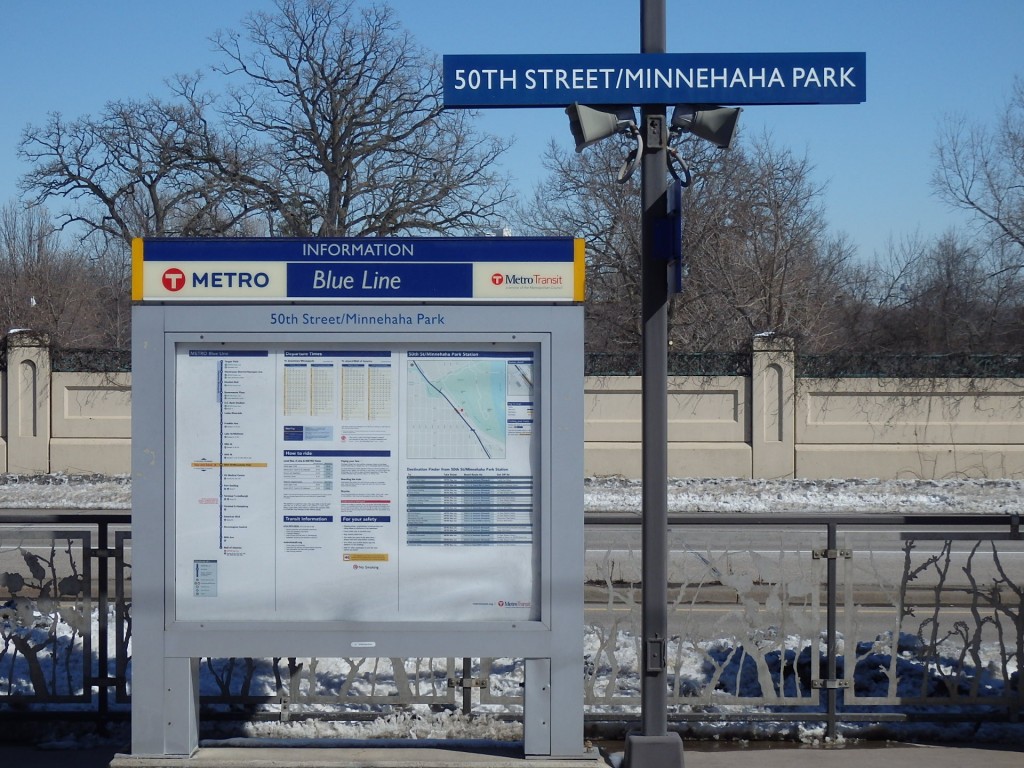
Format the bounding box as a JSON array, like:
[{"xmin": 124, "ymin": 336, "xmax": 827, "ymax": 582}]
[{"xmin": 1, "ymin": 0, "xmax": 1022, "ymax": 260}]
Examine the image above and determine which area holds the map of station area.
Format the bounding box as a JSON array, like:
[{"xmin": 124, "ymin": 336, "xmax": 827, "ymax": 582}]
[{"xmin": 406, "ymin": 352, "xmax": 520, "ymax": 459}]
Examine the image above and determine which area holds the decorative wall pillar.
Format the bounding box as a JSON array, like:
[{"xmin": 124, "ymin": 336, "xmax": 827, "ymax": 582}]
[
  {"xmin": 5, "ymin": 332, "xmax": 51, "ymax": 474},
  {"xmin": 751, "ymin": 333, "xmax": 795, "ymax": 479}
]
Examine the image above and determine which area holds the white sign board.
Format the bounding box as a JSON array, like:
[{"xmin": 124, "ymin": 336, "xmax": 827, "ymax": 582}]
[{"xmin": 173, "ymin": 343, "xmax": 539, "ymax": 622}]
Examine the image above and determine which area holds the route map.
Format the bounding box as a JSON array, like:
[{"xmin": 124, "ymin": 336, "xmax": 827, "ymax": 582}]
[{"xmin": 406, "ymin": 352, "xmax": 509, "ymax": 459}]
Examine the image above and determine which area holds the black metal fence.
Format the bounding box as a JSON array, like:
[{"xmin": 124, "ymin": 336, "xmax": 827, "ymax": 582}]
[
  {"xmin": 796, "ymin": 353, "xmax": 1024, "ymax": 379},
  {"xmin": 585, "ymin": 351, "xmax": 1024, "ymax": 378},
  {"xmin": 0, "ymin": 513, "xmax": 130, "ymax": 722},
  {"xmin": 1, "ymin": 512, "xmax": 1021, "ymax": 741},
  {"xmin": 50, "ymin": 348, "xmax": 131, "ymax": 373},
  {"xmin": 8, "ymin": 343, "xmax": 1024, "ymax": 379}
]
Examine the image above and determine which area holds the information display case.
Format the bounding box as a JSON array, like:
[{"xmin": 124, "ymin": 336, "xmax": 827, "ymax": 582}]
[{"xmin": 130, "ymin": 238, "xmax": 585, "ymax": 758}]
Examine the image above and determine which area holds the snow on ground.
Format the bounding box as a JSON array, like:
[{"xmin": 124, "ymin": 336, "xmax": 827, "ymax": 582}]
[
  {"xmin": 585, "ymin": 476, "xmax": 1024, "ymax": 515},
  {"xmin": 0, "ymin": 474, "xmax": 131, "ymax": 509},
  {"xmin": 2, "ymin": 473, "xmax": 1024, "ymax": 513}
]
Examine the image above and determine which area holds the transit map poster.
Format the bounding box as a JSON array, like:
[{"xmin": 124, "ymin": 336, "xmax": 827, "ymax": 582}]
[{"xmin": 173, "ymin": 343, "xmax": 539, "ymax": 623}]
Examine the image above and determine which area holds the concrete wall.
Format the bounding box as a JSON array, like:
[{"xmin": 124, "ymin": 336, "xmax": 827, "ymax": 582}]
[
  {"xmin": 796, "ymin": 376, "xmax": 1024, "ymax": 479},
  {"xmin": 1, "ymin": 334, "xmax": 131, "ymax": 475},
  {"xmin": 584, "ymin": 332, "xmax": 1024, "ymax": 480},
  {"xmin": 2, "ymin": 333, "xmax": 1023, "ymax": 479},
  {"xmin": 49, "ymin": 370, "xmax": 132, "ymax": 475},
  {"xmin": 584, "ymin": 373, "xmax": 751, "ymax": 478}
]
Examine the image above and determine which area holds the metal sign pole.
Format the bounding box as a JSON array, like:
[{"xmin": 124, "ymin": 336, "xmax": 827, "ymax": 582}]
[
  {"xmin": 640, "ymin": 0, "xmax": 669, "ymax": 735},
  {"xmin": 624, "ymin": 1, "xmax": 686, "ymax": 766}
]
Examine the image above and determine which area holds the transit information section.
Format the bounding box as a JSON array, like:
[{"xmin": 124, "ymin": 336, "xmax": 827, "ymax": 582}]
[{"xmin": 174, "ymin": 343, "xmax": 538, "ymax": 622}]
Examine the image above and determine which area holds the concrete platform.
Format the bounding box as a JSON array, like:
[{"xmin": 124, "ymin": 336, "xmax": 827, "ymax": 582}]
[
  {"xmin": 105, "ymin": 740, "xmax": 1024, "ymax": 768},
  {"xmin": 5, "ymin": 740, "xmax": 1023, "ymax": 768},
  {"xmin": 109, "ymin": 745, "xmax": 604, "ymax": 767}
]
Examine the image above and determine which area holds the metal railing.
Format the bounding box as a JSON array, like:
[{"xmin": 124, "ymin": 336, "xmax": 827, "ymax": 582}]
[
  {"xmin": 0, "ymin": 513, "xmax": 130, "ymax": 722},
  {"xmin": 584, "ymin": 512, "xmax": 1022, "ymax": 739},
  {"xmin": 1, "ymin": 512, "xmax": 1020, "ymax": 740}
]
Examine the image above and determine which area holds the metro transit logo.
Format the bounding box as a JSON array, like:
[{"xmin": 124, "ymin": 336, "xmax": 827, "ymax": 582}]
[
  {"xmin": 156, "ymin": 265, "xmax": 273, "ymax": 293},
  {"xmin": 489, "ymin": 272, "xmax": 564, "ymax": 287},
  {"xmin": 162, "ymin": 268, "xmax": 186, "ymax": 292}
]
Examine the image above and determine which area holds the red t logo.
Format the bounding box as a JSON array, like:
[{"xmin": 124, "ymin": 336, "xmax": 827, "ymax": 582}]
[
  {"xmin": 162, "ymin": 268, "xmax": 186, "ymax": 292},
  {"xmin": 491, "ymin": 273, "xmax": 504, "ymax": 286}
]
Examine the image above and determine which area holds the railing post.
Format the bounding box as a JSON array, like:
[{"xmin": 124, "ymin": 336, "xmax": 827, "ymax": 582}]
[
  {"xmin": 97, "ymin": 520, "xmax": 110, "ymax": 730},
  {"xmin": 5, "ymin": 331, "xmax": 51, "ymax": 474},
  {"xmin": 463, "ymin": 657, "xmax": 473, "ymax": 714},
  {"xmin": 826, "ymin": 522, "xmax": 839, "ymax": 740},
  {"xmin": 751, "ymin": 334, "xmax": 795, "ymax": 479}
]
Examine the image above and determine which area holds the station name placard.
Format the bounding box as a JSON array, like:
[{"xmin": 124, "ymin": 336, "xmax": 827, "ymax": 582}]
[
  {"xmin": 132, "ymin": 237, "xmax": 585, "ymax": 302},
  {"xmin": 443, "ymin": 52, "xmax": 865, "ymax": 108}
]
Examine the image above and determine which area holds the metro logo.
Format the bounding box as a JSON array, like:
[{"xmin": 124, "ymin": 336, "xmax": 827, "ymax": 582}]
[
  {"xmin": 162, "ymin": 268, "xmax": 186, "ymax": 292},
  {"xmin": 493, "ymin": 273, "xmax": 554, "ymax": 286},
  {"xmin": 475, "ymin": 263, "xmax": 574, "ymax": 299},
  {"xmin": 154, "ymin": 265, "xmax": 274, "ymax": 296},
  {"xmin": 192, "ymin": 271, "xmax": 270, "ymax": 288}
]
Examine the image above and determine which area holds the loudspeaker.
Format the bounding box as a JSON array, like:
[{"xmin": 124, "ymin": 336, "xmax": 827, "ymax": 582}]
[
  {"xmin": 671, "ymin": 105, "xmax": 742, "ymax": 149},
  {"xmin": 565, "ymin": 104, "xmax": 637, "ymax": 152}
]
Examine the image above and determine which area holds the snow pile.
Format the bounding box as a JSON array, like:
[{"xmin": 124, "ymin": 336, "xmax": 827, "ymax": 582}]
[
  {"xmin": 586, "ymin": 476, "xmax": 1024, "ymax": 515},
  {"xmin": 0, "ymin": 474, "xmax": 131, "ymax": 509},
  {"xmin": 3, "ymin": 473, "xmax": 1024, "ymax": 514}
]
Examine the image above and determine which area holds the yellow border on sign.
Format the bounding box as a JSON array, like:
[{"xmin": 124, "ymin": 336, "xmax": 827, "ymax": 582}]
[
  {"xmin": 131, "ymin": 238, "xmax": 145, "ymax": 301},
  {"xmin": 573, "ymin": 238, "xmax": 586, "ymax": 302}
]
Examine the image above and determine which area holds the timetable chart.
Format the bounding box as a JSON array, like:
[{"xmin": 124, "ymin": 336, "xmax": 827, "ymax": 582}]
[
  {"xmin": 310, "ymin": 363, "xmax": 336, "ymax": 416},
  {"xmin": 405, "ymin": 474, "xmax": 534, "ymax": 546},
  {"xmin": 367, "ymin": 363, "xmax": 393, "ymax": 420},
  {"xmin": 280, "ymin": 350, "xmax": 395, "ymax": 422},
  {"xmin": 283, "ymin": 362, "xmax": 311, "ymax": 416},
  {"xmin": 339, "ymin": 358, "xmax": 394, "ymax": 421}
]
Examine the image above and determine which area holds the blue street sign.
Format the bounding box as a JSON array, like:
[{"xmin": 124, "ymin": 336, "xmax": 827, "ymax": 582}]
[{"xmin": 444, "ymin": 52, "xmax": 865, "ymax": 108}]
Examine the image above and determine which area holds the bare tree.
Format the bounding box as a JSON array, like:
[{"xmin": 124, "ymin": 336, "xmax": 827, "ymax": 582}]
[
  {"xmin": 517, "ymin": 138, "xmax": 643, "ymax": 354},
  {"xmin": 675, "ymin": 135, "xmax": 855, "ymax": 352},
  {"xmin": 16, "ymin": 0, "xmax": 516, "ymax": 347},
  {"xmin": 19, "ymin": 77, "xmax": 257, "ymax": 244},
  {"xmin": 932, "ymin": 76, "xmax": 1024, "ymax": 256},
  {"xmin": 853, "ymin": 231, "xmax": 1024, "ymax": 354},
  {"xmin": 212, "ymin": 0, "xmax": 513, "ymax": 236},
  {"xmin": 0, "ymin": 203, "xmax": 105, "ymax": 346},
  {"xmin": 519, "ymin": 131, "xmax": 856, "ymax": 354},
  {"xmin": 17, "ymin": 79, "xmax": 260, "ymax": 348}
]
